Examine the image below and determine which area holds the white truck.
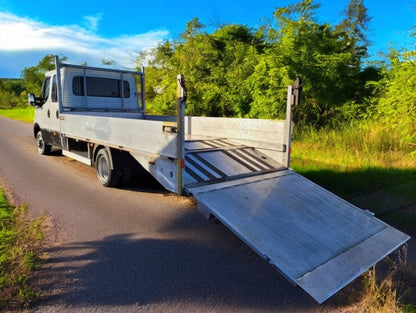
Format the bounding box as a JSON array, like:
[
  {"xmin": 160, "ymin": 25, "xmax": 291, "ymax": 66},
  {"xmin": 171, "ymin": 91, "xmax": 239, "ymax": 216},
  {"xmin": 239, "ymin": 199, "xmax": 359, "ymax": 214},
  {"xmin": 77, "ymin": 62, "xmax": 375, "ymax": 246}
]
[{"xmin": 29, "ymin": 56, "xmax": 409, "ymax": 303}]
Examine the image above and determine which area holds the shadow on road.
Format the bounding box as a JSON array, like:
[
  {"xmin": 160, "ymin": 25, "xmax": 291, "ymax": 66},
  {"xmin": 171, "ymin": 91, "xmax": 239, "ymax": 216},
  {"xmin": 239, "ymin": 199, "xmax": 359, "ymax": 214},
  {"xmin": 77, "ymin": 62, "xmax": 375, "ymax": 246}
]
[{"xmin": 32, "ymin": 227, "xmax": 358, "ymax": 312}]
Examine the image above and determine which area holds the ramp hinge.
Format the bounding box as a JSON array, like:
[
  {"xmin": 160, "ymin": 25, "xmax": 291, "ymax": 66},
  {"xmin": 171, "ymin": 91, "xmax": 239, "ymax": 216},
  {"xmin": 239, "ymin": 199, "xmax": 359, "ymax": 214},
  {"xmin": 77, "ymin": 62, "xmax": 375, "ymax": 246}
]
[
  {"xmin": 364, "ymin": 210, "xmax": 375, "ymax": 217},
  {"xmin": 197, "ymin": 203, "xmax": 213, "ymax": 219}
]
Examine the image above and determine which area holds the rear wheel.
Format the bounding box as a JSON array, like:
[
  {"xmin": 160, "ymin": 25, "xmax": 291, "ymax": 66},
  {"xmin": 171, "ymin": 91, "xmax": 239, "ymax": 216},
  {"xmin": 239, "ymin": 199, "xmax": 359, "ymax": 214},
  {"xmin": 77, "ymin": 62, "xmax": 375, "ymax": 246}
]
[
  {"xmin": 36, "ymin": 131, "xmax": 51, "ymax": 155},
  {"xmin": 95, "ymin": 149, "xmax": 121, "ymax": 187}
]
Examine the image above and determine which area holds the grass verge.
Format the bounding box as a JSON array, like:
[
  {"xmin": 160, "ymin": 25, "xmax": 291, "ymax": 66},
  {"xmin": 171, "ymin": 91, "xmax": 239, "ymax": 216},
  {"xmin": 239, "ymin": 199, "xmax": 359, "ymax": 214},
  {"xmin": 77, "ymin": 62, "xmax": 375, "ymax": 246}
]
[
  {"xmin": 344, "ymin": 245, "xmax": 416, "ymax": 313},
  {"xmin": 0, "ymin": 187, "xmax": 43, "ymax": 310},
  {"xmin": 292, "ymin": 120, "xmax": 416, "ymax": 235},
  {"xmin": 0, "ymin": 107, "xmax": 35, "ymax": 124},
  {"xmin": 292, "ymin": 121, "xmax": 416, "ymax": 311}
]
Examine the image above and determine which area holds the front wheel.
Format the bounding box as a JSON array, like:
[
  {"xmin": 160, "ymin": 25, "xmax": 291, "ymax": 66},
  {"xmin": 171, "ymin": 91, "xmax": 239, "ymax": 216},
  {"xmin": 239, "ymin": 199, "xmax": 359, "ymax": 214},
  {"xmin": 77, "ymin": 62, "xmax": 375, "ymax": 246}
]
[
  {"xmin": 95, "ymin": 149, "xmax": 121, "ymax": 187},
  {"xmin": 36, "ymin": 131, "xmax": 51, "ymax": 155}
]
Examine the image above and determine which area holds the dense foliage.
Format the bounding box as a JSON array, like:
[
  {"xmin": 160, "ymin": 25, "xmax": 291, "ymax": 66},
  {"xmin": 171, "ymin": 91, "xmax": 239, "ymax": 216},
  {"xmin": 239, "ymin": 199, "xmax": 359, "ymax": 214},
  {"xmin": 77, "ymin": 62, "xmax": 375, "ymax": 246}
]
[
  {"xmin": 376, "ymin": 50, "xmax": 416, "ymax": 150},
  {"xmin": 0, "ymin": 79, "xmax": 24, "ymax": 109}
]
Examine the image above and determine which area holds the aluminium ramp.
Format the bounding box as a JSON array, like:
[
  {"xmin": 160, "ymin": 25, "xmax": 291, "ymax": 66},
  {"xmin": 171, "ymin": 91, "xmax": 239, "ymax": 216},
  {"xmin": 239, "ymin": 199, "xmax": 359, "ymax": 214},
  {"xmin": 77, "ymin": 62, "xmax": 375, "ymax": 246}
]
[{"xmin": 188, "ymin": 170, "xmax": 410, "ymax": 303}]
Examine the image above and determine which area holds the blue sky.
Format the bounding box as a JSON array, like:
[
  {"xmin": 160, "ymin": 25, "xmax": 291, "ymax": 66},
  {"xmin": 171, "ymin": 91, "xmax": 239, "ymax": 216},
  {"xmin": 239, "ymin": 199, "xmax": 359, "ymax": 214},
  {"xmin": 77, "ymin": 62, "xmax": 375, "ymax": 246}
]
[{"xmin": 0, "ymin": 0, "xmax": 415, "ymax": 78}]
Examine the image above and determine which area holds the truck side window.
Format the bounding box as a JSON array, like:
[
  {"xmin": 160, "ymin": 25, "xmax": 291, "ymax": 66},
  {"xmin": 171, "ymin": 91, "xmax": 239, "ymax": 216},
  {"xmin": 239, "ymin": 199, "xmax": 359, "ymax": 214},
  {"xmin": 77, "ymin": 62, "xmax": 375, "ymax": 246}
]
[
  {"xmin": 40, "ymin": 77, "xmax": 51, "ymax": 101},
  {"xmin": 51, "ymin": 75, "xmax": 57, "ymax": 102},
  {"xmin": 72, "ymin": 76, "xmax": 130, "ymax": 98}
]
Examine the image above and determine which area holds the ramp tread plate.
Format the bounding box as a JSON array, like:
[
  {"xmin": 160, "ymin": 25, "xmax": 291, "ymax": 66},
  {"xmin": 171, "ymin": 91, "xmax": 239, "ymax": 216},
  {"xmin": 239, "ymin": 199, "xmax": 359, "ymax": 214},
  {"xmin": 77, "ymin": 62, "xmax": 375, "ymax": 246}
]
[
  {"xmin": 297, "ymin": 226, "xmax": 409, "ymax": 303},
  {"xmin": 185, "ymin": 146, "xmax": 284, "ymax": 185}
]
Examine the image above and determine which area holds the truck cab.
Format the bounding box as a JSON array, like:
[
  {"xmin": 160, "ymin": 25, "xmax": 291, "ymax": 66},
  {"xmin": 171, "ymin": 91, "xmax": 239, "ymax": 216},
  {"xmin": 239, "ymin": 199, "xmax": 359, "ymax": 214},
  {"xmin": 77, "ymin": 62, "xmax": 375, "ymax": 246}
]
[
  {"xmin": 29, "ymin": 71, "xmax": 61, "ymax": 153},
  {"xmin": 29, "ymin": 62, "xmax": 144, "ymax": 155}
]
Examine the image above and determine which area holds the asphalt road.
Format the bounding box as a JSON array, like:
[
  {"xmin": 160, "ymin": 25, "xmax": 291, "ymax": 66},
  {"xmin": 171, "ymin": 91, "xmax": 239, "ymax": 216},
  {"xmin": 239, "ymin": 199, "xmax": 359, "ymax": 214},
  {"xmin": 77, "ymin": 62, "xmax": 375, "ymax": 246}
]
[{"xmin": 0, "ymin": 116, "xmax": 358, "ymax": 313}]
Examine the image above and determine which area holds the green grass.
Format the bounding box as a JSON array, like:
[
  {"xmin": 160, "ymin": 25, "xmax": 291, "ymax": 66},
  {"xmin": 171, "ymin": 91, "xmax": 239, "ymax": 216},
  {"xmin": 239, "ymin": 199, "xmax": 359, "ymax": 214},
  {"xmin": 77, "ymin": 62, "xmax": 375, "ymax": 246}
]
[
  {"xmin": 291, "ymin": 120, "xmax": 416, "ymax": 235},
  {"xmin": 0, "ymin": 107, "xmax": 35, "ymax": 123},
  {"xmin": 0, "ymin": 188, "xmax": 43, "ymax": 310}
]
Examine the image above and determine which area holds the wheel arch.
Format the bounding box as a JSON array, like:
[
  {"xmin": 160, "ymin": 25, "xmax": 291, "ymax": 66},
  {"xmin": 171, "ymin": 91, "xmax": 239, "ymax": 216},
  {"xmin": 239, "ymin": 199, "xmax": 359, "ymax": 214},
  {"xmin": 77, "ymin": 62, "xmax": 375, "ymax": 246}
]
[
  {"xmin": 93, "ymin": 145, "xmax": 116, "ymax": 170},
  {"xmin": 33, "ymin": 123, "xmax": 41, "ymax": 139}
]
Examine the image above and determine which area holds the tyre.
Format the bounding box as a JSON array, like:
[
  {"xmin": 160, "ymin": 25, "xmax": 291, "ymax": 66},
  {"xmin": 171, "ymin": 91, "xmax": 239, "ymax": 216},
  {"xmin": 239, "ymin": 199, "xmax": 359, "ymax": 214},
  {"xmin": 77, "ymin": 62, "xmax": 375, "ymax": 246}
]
[
  {"xmin": 95, "ymin": 149, "xmax": 121, "ymax": 187},
  {"xmin": 36, "ymin": 131, "xmax": 52, "ymax": 155}
]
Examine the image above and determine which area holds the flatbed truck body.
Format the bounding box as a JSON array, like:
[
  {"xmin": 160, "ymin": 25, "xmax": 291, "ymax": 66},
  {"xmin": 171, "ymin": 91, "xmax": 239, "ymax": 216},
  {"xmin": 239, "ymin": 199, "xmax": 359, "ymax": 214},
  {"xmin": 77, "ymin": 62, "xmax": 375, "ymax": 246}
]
[{"xmin": 28, "ymin": 57, "xmax": 409, "ymax": 303}]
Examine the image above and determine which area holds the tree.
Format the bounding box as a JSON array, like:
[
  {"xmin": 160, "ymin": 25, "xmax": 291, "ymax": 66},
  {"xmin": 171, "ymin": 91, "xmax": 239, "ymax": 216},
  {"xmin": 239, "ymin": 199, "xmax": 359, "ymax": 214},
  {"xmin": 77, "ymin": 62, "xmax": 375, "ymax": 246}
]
[
  {"xmin": 376, "ymin": 49, "xmax": 416, "ymax": 148},
  {"xmin": 269, "ymin": 0, "xmax": 373, "ymax": 126},
  {"xmin": 336, "ymin": 0, "xmax": 374, "ymax": 110},
  {"xmin": 245, "ymin": 54, "xmax": 291, "ymax": 119},
  {"xmin": 139, "ymin": 20, "xmax": 267, "ymax": 117},
  {"xmin": 0, "ymin": 79, "xmax": 24, "ymax": 108},
  {"xmin": 21, "ymin": 55, "xmax": 67, "ymax": 96},
  {"xmin": 336, "ymin": 0, "xmax": 371, "ymax": 60}
]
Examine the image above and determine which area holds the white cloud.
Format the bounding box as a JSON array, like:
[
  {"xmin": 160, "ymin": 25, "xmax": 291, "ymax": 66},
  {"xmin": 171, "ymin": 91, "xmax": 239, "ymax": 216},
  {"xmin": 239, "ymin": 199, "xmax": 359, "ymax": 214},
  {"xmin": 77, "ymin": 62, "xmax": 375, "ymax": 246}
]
[
  {"xmin": 83, "ymin": 13, "xmax": 103, "ymax": 32},
  {"xmin": 0, "ymin": 11, "xmax": 168, "ymax": 76}
]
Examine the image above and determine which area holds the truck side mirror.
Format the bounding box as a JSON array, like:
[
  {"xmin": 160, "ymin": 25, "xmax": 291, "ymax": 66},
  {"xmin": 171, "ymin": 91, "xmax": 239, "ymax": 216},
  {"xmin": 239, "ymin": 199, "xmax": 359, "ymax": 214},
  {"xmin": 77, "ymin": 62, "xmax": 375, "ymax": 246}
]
[
  {"xmin": 28, "ymin": 94, "xmax": 35, "ymax": 106},
  {"xmin": 28, "ymin": 93, "xmax": 45, "ymax": 107}
]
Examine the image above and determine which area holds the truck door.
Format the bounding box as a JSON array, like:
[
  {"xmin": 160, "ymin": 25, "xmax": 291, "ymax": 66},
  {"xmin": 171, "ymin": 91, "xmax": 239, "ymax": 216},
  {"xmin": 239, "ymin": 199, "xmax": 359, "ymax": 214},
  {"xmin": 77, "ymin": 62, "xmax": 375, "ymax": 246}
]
[
  {"xmin": 38, "ymin": 74, "xmax": 61, "ymax": 146},
  {"xmin": 49, "ymin": 74, "xmax": 61, "ymax": 135}
]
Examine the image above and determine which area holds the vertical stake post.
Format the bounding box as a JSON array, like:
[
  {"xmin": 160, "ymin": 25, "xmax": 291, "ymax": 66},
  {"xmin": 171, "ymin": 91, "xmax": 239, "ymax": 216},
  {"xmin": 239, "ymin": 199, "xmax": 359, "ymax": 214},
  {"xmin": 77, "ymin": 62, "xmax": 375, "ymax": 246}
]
[
  {"xmin": 141, "ymin": 66, "xmax": 145, "ymax": 113},
  {"xmin": 55, "ymin": 55, "xmax": 63, "ymax": 112},
  {"xmin": 176, "ymin": 74, "xmax": 187, "ymax": 195},
  {"xmin": 284, "ymin": 85, "xmax": 294, "ymax": 168},
  {"xmin": 284, "ymin": 76, "xmax": 302, "ymax": 169},
  {"xmin": 55, "ymin": 55, "xmax": 65, "ymax": 148}
]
